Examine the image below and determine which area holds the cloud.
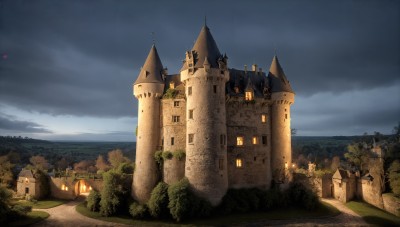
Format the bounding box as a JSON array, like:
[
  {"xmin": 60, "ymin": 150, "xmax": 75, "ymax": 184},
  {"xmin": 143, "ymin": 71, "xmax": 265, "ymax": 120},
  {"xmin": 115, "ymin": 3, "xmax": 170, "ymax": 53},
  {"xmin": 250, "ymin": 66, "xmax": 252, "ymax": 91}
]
[{"xmin": 0, "ymin": 112, "xmax": 52, "ymax": 133}]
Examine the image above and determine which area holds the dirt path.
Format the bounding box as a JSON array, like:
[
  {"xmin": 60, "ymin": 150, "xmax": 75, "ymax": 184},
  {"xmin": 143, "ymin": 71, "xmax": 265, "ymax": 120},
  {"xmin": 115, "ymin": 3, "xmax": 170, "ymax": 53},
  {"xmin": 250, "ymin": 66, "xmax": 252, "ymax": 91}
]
[
  {"xmin": 31, "ymin": 198, "xmax": 369, "ymax": 227},
  {"xmin": 31, "ymin": 197, "xmax": 128, "ymax": 227}
]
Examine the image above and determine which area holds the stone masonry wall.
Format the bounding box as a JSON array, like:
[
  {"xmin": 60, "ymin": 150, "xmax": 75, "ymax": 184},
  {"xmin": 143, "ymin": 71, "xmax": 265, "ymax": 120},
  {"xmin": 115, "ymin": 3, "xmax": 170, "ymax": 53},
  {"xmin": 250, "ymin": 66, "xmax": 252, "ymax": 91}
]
[
  {"xmin": 163, "ymin": 157, "xmax": 185, "ymax": 185},
  {"xmin": 382, "ymin": 193, "xmax": 400, "ymax": 217},
  {"xmin": 226, "ymin": 100, "xmax": 271, "ymax": 189}
]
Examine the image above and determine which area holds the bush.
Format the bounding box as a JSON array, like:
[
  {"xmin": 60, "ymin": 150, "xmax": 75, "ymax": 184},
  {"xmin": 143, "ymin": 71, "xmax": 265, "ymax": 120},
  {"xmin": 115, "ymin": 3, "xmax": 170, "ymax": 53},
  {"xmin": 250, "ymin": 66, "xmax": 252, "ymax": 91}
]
[
  {"xmin": 129, "ymin": 202, "xmax": 149, "ymax": 219},
  {"xmin": 154, "ymin": 150, "xmax": 163, "ymax": 166},
  {"xmin": 388, "ymin": 160, "xmax": 400, "ymax": 196},
  {"xmin": 173, "ymin": 150, "xmax": 186, "ymax": 161},
  {"xmin": 168, "ymin": 178, "xmax": 192, "ymax": 222},
  {"xmin": 86, "ymin": 190, "xmax": 101, "ymax": 212},
  {"xmin": 162, "ymin": 151, "xmax": 173, "ymax": 160},
  {"xmin": 11, "ymin": 204, "xmax": 32, "ymax": 216},
  {"xmin": 100, "ymin": 170, "xmax": 125, "ymax": 216},
  {"xmin": 117, "ymin": 162, "xmax": 134, "ymax": 174},
  {"xmin": 286, "ymin": 182, "xmax": 319, "ymax": 210},
  {"xmin": 147, "ymin": 182, "xmax": 169, "ymax": 218}
]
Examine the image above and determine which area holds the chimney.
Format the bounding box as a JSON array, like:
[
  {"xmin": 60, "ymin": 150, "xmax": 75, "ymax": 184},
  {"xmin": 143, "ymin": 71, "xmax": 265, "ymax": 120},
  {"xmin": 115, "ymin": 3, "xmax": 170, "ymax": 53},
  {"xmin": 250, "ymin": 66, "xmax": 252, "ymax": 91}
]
[
  {"xmin": 252, "ymin": 64, "xmax": 257, "ymax": 72},
  {"xmin": 244, "ymin": 64, "xmax": 247, "ymax": 72}
]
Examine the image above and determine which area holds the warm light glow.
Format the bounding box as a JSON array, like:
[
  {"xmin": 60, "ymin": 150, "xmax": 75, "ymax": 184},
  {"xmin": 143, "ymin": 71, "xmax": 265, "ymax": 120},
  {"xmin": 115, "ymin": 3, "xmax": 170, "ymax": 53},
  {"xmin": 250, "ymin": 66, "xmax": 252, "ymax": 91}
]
[
  {"xmin": 89, "ymin": 186, "xmax": 92, "ymax": 191},
  {"xmin": 237, "ymin": 136, "xmax": 244, "ymax": 146},
  {"xmin": 252, "ymin": 137, "xmax": 257, "ymax": 145},
  {"xmin": 236, "ymin": 158, "xmax": 242, "ymax": 168},
  {"xmin": 261, "ymin": 114, "xmax": 267, "ymax": 123},
  {"xmin": 25, "ymin": 177, "xmax": 29, "ymax": 183},
  {"xmin": 292, "ymin": 164, "xmax": 295, "ymax": 168},
  {"xmin": 83, "ymin": 185, "xmax": 87, "ymax": 192},
  {"xmin": 285, "ymin": 162, "xmax": 288, "ymax": 169},
  {"xmin": 245, "ymin": 91, "xmax": 254, "ymax": 101},
  {"xmin": 65, "ymin": 186, "xmax": 68, "ymax": 191},
  {"xmin": 61, "ymin": 184, "xmax": 65, "ymax": 190}
]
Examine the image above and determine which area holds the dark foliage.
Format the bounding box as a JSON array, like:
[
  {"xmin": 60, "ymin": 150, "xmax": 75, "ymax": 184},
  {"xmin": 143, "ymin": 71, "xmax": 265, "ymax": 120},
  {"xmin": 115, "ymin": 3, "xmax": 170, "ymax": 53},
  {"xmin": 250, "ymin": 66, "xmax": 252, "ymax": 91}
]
[
  {"xmin": 129, "ymin": 202, "xmax": 149, "ymax": 219},
  {"xmin": 147, "ymin": 182, "xmax": 169, "ymax": 219},
  {"xmin": 86, "ymin": 190, "xmax": 101, "ymax": 212}
]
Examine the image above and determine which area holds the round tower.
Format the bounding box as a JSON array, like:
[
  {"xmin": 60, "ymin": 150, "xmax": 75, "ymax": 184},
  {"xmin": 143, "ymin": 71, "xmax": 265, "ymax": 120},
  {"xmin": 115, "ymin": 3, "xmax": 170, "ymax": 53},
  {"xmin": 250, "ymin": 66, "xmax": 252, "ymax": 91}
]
[
  {"xmin": 132, "ymin": 45, "xmax": 165, "ymax": 203},
  {"xmin": 180, "ymin": 25, "xmax": 229, "ymax": 206},
  {"xmin": 269, "ymin": 55, "xmax": 295, "ymax": 185}
]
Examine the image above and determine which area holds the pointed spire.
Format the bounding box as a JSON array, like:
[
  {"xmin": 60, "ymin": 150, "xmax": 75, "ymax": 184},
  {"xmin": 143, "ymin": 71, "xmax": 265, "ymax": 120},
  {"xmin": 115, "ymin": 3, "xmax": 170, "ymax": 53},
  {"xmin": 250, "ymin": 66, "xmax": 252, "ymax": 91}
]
[
  {"xmin": 182, "ymin": 25, "xmax": 222, "ymax": 70},
  {"xmin": 245, "ymin": 75, "xmax": 254, "ymax": 91},
  {"xmin": 134, "ymin": 45, "xmax": 164, "ymax": 85},
  {"xmin": 268, "ymin": 55, "xmax": 294, "ymax": 93}
]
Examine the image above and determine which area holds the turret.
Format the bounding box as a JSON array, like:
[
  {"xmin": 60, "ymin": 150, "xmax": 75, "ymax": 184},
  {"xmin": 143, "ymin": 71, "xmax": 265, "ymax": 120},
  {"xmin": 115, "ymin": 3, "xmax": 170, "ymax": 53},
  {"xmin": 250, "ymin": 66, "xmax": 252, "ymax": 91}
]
[
  {"xmin": 180, "ymin": 25, "xmax": 229, "ymax": 205},
  {"xmin": 268, "ymin": 55, "xmax": 295, "ymax": 185},
  {"xmin": 132, "ymin": 45, "xmax": 165, "ymax": 203}
]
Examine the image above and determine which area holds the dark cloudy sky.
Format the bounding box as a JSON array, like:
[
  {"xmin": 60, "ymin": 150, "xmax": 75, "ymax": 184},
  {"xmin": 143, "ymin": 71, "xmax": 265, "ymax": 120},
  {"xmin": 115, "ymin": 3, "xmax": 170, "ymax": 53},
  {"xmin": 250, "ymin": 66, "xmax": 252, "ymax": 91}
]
[{"xmin": 0, "ymin": 0, "xmax": 399, "ymax": 141}]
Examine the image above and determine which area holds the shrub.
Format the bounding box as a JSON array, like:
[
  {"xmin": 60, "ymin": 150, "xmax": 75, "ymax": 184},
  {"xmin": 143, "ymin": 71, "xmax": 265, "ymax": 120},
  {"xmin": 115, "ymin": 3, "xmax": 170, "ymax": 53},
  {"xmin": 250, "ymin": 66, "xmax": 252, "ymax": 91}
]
[
  {"xmin": 129, "ymin": 202, "xmax": 149, "ymax": 219},
  {"xmin": 286, "ymin": 182, "xmax": 319, "ymax": 210},
  {"xmin": 11, "ymin": 204, "xmax": 32, "ymax": 216},
  {"xmin": 168, "ymin": 178, "xmax": 192, "ymax": 222},
  {"xmin": 388, "ymin": 160, "xmax": 400, "ymax": 196},
  {"xmin": 100, "ymin": 170, "xmax": 126, "ymax": 216},
  {"xmin": 173, "ymin": 150, "xmax": 186, "ymax": 161},
  {"xmin": 162, "ymin": 151, "xmax": 173, "ymax": 160},
  {"xmin": 163, "ymin": 89, "xmax": 177, "ymax": 99},
  {"xmin": 154, "ymin": 150, "xmax": 163, "ymax": 166},
  {"xmin": 86, "ymin": 190, "xmax": 101, "ymax": 212},
  {"xmin": 117, "ymin": 162, "xmax": 134, "ymax": 174},
  {"xmin": 147, "ymin": 182, "xmax": 169, "ymax": 218}
]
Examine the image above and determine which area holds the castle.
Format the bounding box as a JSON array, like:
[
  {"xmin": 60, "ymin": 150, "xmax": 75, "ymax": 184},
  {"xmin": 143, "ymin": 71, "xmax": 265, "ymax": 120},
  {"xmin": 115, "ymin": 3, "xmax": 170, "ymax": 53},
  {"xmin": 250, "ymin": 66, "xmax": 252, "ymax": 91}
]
[{"xmin": 132, "ymin": 25, "xmax": 295, "ymax": 205}]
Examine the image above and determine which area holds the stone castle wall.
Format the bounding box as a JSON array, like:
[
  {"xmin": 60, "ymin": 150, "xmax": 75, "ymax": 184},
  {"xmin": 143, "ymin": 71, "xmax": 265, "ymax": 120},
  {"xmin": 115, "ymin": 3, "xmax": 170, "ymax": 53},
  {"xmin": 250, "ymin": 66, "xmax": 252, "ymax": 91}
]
[
  {"xmin": 16, "ymin": 177, "xmax": 41, "ymax": 199},
  {"xmin": 163, "ymin": 158, "xmax": 185, "ymax": 185},
  {"xmin": 226, "ymin": 100, "xmax": 271, "ymax": 189}
]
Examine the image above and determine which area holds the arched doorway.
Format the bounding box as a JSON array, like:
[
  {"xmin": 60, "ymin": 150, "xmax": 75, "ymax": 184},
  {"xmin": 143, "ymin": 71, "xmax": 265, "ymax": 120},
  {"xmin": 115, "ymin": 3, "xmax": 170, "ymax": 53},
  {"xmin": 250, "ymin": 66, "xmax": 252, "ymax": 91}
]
[{"xmin": 74, "ymin": 179, "xmax": 92, "ymax": 196}]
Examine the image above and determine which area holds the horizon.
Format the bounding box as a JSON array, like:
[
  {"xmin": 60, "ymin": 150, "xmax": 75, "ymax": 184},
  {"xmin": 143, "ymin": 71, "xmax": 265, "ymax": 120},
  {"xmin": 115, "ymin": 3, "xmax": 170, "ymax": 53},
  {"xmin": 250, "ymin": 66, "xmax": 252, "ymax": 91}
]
[{"xmin": 1, "ymin": 0, "xmax": 399, "ymax": 141}]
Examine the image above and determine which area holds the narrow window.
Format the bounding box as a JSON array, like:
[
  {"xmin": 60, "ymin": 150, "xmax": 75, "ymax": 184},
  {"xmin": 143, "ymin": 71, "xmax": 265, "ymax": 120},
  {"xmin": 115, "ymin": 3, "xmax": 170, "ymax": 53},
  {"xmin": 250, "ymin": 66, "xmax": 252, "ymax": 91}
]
[
  {"xmin": 188, "ymin": 134, "xmax": 194, "ymax": 144},
  {"xmin": 236, "ymin": 158, "xmax": 242, "ymax": 168},
  {"xmin": 254, "ymin": 157, "xmax": 257, "ymax": 161},
  {"xmin": 219, "ymin": 158, "xmax": 224, "ymax": 170},
  {"xmin": 262, "ymin": 136, "xmax": 267, "ymax": 145},
  {"xmin": 252, "ymin": 136, "xmax": 258, "ymax": 145},
  {"xmin": 171, "ymin": 137, "xmax": 174, "ymax": 145},
  {"xmin": 285, "ymin": 114, "xmax": 288, "ymax": 119},
  {"xmin": 172, "ymin": 116, "xmax": 180, "ymax": 122},
  {"xmin": 189, "ymin": 109, "xmax": 193, "ymax": 119},
  {"xmin": 188, "ymin": 86, "xmax": 192, "ymax": 96},
  {"xmin": 245, "ymin": 91, "xmax": 254, "ymax": 101},
  {"xmin": 174, "ymin": 101, "xmax": 179, "ymax": 107},
  {"xmin": 169, "ymin": 82, "xmax": 175, "ymax": 89},
  {"xmin": 261, "ymin": 114, "xmax": 267, "ymax": 123},
  {"xmin": 220, "ymin": 134, "xmax": 224, "ymax": 145},
  {"xmin": 213, "ymin": 85, "xmax": 217, "ymax": 93},
  {"xmin": 237, "ymin": 136, "xmax": 244, "ymax": 146}
]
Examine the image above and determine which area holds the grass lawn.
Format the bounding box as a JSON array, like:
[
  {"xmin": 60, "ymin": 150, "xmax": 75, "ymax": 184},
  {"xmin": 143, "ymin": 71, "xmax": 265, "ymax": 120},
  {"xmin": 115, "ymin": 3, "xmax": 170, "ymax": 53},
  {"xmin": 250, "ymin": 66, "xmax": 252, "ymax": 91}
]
[
  {"xmin": 346, "ymin": 201, "xmax": 400, "ymax": 226},
  {"xmin": 76, "ymin": 201, "xmax": 339, "ymax": 226},
  {"xmin": 17, "ymin": 198, "xmax": 67, "ymax": 209},
  {"xmin": 8, "ymin": 211, "xmax": 49, "ymax": 226}
]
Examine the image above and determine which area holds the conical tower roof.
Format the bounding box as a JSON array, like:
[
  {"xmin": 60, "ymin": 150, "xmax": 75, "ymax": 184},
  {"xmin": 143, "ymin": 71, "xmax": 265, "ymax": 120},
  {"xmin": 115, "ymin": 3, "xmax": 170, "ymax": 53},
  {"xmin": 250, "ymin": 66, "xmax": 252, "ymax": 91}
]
[
  {"xmin": 182, "ymin": 25, "xmax": 222, "ymax": 70},
  {"xmin": 134, "ymin": 45, "xmax": 164, "ymax": 85},
  {"xmin": 268, "ymin": 55, "xmax": 294, "ymax": 93}
]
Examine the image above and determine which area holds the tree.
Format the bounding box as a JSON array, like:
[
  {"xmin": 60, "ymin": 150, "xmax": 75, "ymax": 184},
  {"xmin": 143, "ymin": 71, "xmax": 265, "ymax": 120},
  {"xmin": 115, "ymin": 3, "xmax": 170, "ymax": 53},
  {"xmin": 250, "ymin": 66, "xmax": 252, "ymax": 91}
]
[
  {"xmin": 344, "ymin": 142, "xmax": 372, "ymax": 172},
  {"xmin": 56, "ymin": 158, "xmax": 69, "ymax": 171},
  {"xmin": 388, "ymin": 160, "xmax": 400, "ymax": 197},
  {"xmin": 331, "ymin": 156, "xmax": 341, "ymax": 171},
  {"xmin": 0, "ymin": 155, "xmax": 14, "ymax": 188},
  {"xmin": 29, "ymin": 155, "xmax": 50, "ymax": 171},
  {"xmin": 148, "ymin": 182, "xmax": 169, "ymax": 218},
  {"xmin": 99, "ymin": 170, "xmax": 130, "ymax": 216},
  {"xmin": 95, "ymin": 155, "xmax": 110, "ymax": 172},
  {"xmin": 86, "ymin": 190, "xmax": 101, "ymax": 212},
  {"xmin": 108, "ymin": 149, "xmax": 130, "ymax": 169},
  {"xmin": 74, "ymin": 160, "xmax": 96, "ymax": 173}
]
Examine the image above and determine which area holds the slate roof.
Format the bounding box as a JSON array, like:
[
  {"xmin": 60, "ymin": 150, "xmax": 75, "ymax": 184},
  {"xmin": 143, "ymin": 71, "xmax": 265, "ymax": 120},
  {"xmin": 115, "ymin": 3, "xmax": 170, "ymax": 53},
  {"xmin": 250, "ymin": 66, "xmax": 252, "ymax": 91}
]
[
  {"xmin": 18, "ymin": 169, "xmax": 34, "ymax": 178},
  {"xmin": 181, "ymin": 25, "xmax": 222, "ymax": 70},
  {"xmin": 268, "ymin": 55, "xmax": 294, "ymax": 93},
  {"xmin": 134, "ymin": 45, "xmax": 164, "ymax": 85},
  {"xmin": 226, "ymin": 69, "xmax": 269, "ymax": 98}
]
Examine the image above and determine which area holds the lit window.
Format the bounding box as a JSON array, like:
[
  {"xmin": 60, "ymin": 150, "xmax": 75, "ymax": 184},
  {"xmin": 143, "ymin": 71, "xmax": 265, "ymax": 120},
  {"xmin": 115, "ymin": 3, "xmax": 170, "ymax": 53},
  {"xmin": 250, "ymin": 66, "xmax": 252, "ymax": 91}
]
[
  {"xmin": 65, "ymin": 186, "xmax": 68, "ymax": 191},
  {"xmin": 188, "ymin": 87, "xmax": 192, "ymax": 95},
  {"xmin": 262, "ymin": 136, "xmax": 267, "ymax": 145},
  {"xmin": 25, "ymin": 177, "xmax": 29, "ymax": 183},
  {"xmin": 236, "ymin": 159, "xmax": 242, "ymax": 168},
  {"xmin": 188, "ymin": 134, "xmax": 194, "ymax": 144},
  {"xmin": 245, "ymin": 91, "xmax": 254, "ymax": 101},
  {"xmin": 237, "ymin": 136, "xmax": 244, "ymax": 146},
  {"xmin": 171, "ymin": 137, "xmax": 174, "ymax": 145},
  {"xmin": 261, "ymin": 114, "xmax": 267, "ymax": 123},
  {"xmin": 285, "ymin": 162, "xmax": 288, "ymax": 169},
  {"xmin": 189, "ymin": 109, "xmax": 193, "ymax": 119},
  {"xmin": 169, "ymin": 82, "xmax": 175, "ymax": 89},
  {"xmin": 252, "ymin": 136, "xmax": 258, "ymax": 145},
  {"xmin": 174, "ymin": 101, "xmax": 179, "ymax": 107},
  {"xmin": 172, "ymin": 116, "xmax": 180, "ymax": 122}
]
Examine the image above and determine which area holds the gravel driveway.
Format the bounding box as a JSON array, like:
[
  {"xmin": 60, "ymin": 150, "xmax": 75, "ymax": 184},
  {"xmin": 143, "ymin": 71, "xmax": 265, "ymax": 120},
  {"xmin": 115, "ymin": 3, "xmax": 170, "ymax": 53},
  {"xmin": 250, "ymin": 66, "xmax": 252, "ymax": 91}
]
[{"xmin": 31, "ymin": 197, "xmax": 368, "ymax": 227}]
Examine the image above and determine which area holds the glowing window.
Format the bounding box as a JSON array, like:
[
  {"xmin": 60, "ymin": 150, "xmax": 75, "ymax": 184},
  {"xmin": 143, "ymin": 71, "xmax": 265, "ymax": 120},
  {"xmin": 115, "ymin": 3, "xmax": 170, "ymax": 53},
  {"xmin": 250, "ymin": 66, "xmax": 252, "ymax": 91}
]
[
  {"xmin": 236, "ymin": 159, "xmax": 242, "ymax": 168},
  {"xmin": 252, "ymin": 136, "xmax": 258, "ymax": 145},
  {"xmin": 261, "ymin": 114, "xmax": 267, "ymax": 123},
  {"xmin": 188, "ymin": 134, "xmax": 194, "ymax": 144},
  {"xmin": 174, "ymin": 101, "xmax": 179, "ymax": 107},
  {"xmin": 245, "ymin": 91, "xmax": 254, "ymax": 101},
  {"xmin": 169, "ymin": 82, "xmax": 175, "ymax": 89},
  {"xmin": 237, "ymin": 137, "xmax": 244, "ymax": 146},
  {"xmin": 25, "ymin": 177, "xmax": 29, "ymax": 183}
]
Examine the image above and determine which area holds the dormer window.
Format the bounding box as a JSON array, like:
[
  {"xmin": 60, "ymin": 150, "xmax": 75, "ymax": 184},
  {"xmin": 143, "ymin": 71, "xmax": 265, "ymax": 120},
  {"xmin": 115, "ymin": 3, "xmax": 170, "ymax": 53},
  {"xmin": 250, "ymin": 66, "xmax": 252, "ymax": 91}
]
[{"xmin": 245, "ymin": 91, "xmax": 254, "ymax": 101}]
